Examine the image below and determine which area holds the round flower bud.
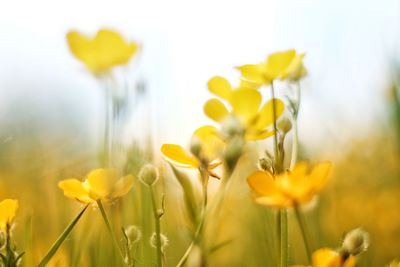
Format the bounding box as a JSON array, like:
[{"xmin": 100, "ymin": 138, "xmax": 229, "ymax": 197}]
[
  {"xmin": 124, "ymin": 225, "xmax": 141, "ymax": 244},
  {"xmin": 342, "ymin": 228, "xmax": 369, "ymax": 256},
  {"xmin": 221, "ymin": 116, "xmax": 244, "ymax": 139},
  {"xmin": 223, "ymin": 136, "xmax": 244, "ymax": 172},
  {"xmin": 278, "ymin": 118, "xmax": 292, "ymax": 134},
  {"xmin": 150, "ymin": 233, "xmax": 169, "ymax": 252},
  {"xmin": 139, "ymin": 164, "xmax": 159, "ymax": 186}
]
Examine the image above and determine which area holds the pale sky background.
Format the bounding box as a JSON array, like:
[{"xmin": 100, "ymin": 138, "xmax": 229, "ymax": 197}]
[{"xmin": 0, "ymin": 0, "xmax": 399, "ymax": 156}]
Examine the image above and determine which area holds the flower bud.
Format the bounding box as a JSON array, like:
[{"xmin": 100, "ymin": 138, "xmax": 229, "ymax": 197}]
[
  {"xmin": 221, "ymin": 116, "xmax": 244, "ymax": 139},
  {"xmin": 342, "ymin": 228, "xmax": 369, "ymax": 256},
  {"xmin": 223, "ymin": 136, "xmax": 244, "ymax": 172},
  {"xmin": 139, "ymin": 164, "xmax": 159, "ymax": 186},
  {"xmin": 278, "ymin": 118, "xmax": 292, "ymax": 134},
  {"xmin": 124, "ymin": 225, "xmax": 141, "ymax": 244},
  {"xmin": 150, "ymin": 233, "xmax": 169, "ymax": 252}
]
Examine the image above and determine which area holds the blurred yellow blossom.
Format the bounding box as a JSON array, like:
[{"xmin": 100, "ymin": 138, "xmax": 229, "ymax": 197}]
[
  {"xmin": 161, "ymin": 125, "xmax": 223, "ymax": 171},
  {"xmin": 66, "ymin": 28, "xmax": 139, "ymax": 74},
  {"xmin": 312, "ymin": 248, "xmax": 355, "ymax": 267},
  {"xmin": 0, "ymin": 199, "xmax": 18, "ymax": 229},
  {"xmin": 247, "ymin": 161, "xmax": 332, "ymax": 208},
  {"xmin": 204, "ymin": 88, "xmax": 284, "ymax": 140},
  {"xmin": 58, "ymin": 168, "xmax": 134, "ymax": 204},
  {"xmin": 237, "ymin": 49, "xmax": 306, "ymax": 85}
]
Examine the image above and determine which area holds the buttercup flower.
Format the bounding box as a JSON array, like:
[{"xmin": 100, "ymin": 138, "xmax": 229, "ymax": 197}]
[
  {"xmin": 237, "ymin": 49, "xmax": 306, "ymax": 85},
  {"xmin": 204, "ymin": 86, "xmax": 284, "ymax": 140},
  {"xmin": 312, "ymin": 248, "xmax": 355, "ymax": 267},
  {"xmin": 247, "ymin": 161, "xmax": 332, "ymax": 208},
  {"xmin": 66, "ymin": 28, "xmax": 139, "ymax": 74},
  {"xmin": 0, "ymin": 199, "xmax": 18, "ymax": 230},
  {"xmin": 161, "ymin": 125, "xmax": 223, "ymax": 172},
  {"xmin": 58, "ymin": 168, "xmax": 134, "ymax": 204}
]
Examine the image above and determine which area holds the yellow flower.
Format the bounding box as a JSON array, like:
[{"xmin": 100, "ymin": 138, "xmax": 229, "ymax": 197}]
[
  {"xmin": 161, "ymin": 125, "xmax": 223, "ymax": 171},
  {"xmin": 58, "ymin": 168, "xmax": 134, "ymax": 204},
  {"xmin": 312, "ymin": 248, "xmax": 355, "ymax": 267},
  {"xmin": 0, "ymin": 199, "xmax": 18, "ymax": 229},
  {"xmin": 247, "ymin": 161, "xmax": 332, "ymax": 208},
  {"xmin": 237, "ymin": 49, "xmax": 306, "ymax": 85},
  {"xmin": 204, "ymin": 84, "xmax": 284, "ymax": 140},
  {"xmin": 66, "ymin": 28, "xmax": 139, "ymax": 74}
]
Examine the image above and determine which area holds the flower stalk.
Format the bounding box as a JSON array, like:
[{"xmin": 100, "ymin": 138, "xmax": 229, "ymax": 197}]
[{"xmin": 149, "ymin": 185, "xmax": 163, "ymax": 267}]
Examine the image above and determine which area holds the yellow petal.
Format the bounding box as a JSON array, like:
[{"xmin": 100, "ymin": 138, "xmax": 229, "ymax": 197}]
[
  {"xmin": 265, "ymin": 49, "xmax": 296, "ymax": 80},
  {"xmin": 230, "ymin": 89, "xmax": 262, "ymax": 123},
  {"xmin": 86, "ymin": 168, "xmax": 119, "ymax": 199},
  {"xmin": 309, "ymin": 161, "xmax": 332, "ymax": 191},
  {"xmin": 193, "ymin": 125, "xmax": 224, "ymax": 161},
  {"xmin": 245, "ymin": 129, "xmax": 275, "ymax": 141},
  {"xmin": 161, "ymin": 144, "xmax": 199, "ymax": 168},
  {"xmin": 312, "ymin": 248, "xmax": 341, "ymax": 267},
  {"xmin": 237, "ymin": 64, "xmax": 269, "ymax": 85},
  {"xmin": 203, "ymin": 98, "xmax": 229, "ymax": 122},
  {"xmin": 282, "ymin": 53, "xmax": 306, "ymax": 80},
  {"xmin": 58, "ymin": 179, "xmax": 92, "ymax": 203},
  {"xmin": 0, "ymin": 199, "xmax": 18, "ymax": 228},
  {"xmin": 254, "ymin": 98, "xmax": 285, "ymax": 130},
  {"xmin": 247, "ymin": 171, "xmax": 276, "ymax": 196},
  {"xmin": 342, "ymin": 256, "xmax": 356, "ymax": 267},
  {"xmin": 111, "ymin": 175, "xmax": 135, "ymax": 199},
  {"xmin": 255, "ymin": 195, "xmax": 292, "ymax": 208},
  {"xmin": 208, "ymin": 76, "xmax": 232, "ymax": 100}
]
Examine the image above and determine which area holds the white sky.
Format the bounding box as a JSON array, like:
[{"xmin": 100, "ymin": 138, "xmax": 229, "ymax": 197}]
[{"xmin": 0, "ymin": 0, "xmax": 399, "ymax": 154}]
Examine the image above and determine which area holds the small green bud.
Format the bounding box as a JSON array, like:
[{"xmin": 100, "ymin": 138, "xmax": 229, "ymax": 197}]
[
  {"xmin": 150, "ymin": 233, "xmax": 169, "ymax": 252},
  {"xmin": 342, "ymin": 228, "xmax": 369, "ymax": 256},
  {"xmin": 124, "ymin": 225, "xmax": 141, "ymax": 244},
  {"xmin": 278, "ymin": 118, "xmax": 292, "ymax": 134},
  {"xmin": 139, "ymin": 164, "xmax": 159, "ymax": 186},
  {"xmin": 223, "ymin": 136, "xmax": 244, "ymax": 172}
]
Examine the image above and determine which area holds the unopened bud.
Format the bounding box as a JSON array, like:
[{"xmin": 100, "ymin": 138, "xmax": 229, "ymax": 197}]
[
  {"xmin": 189, "ymin": 137, "xmax": 202, "ymax": 158},
  {"xmin": 221, "ymin": 116, "xmax": 244, "ymax": 139},
  {"xmin": 139, "ymin": 164, "xmax": 159, "ymax": 186},
  {"xmin": 150, "ymin": 233, "xmax": 169, "ymax": 252},
  {"xmin": 342, "ymin": 228, "xmax": 369, "ymax": 256},
  {"xmin": 224, "ymin": 136, "xmax": 244, "ymax": 172},
  {"xmin": 278, "ymin": 118, "xmax": 292, "ymax": 134},
  {"xmin": 124, "ymin": 225, "xmax": 141, "ymax": 244}
]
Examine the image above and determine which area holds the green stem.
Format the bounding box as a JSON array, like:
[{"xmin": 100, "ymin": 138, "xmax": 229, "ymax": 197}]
[
  {"xmin": 290, "ymin": 82, "xmax": 301, "ymax": 170},
  {"xmin": 294, "ymin": 205, "xmax": 312, "ymax": 264},
  {"xmin": 279, "ymin": 210, "xmax": 288, "ymax": 267},
  {"xmin": 149, "ymin": 186, "xmax": 162, "ymax": 267},
  {"xmin": 37, "ymin": 205, "xmax": 88, "ymax": 267},
  {"xmin": 270, "ymin": 81, "xmax": 280, "ymax": 172},
  {"xmin": 97, "ymin": 200, "xmax": 125, "ymax": 265}
]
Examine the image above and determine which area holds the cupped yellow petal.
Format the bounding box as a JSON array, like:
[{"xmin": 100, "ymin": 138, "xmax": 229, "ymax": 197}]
[
  {"xmin": 247, "ymin": 171, "xmax": 277, "ymax": 196},
  {"xmin": 0, "ymin": 199, "xmax": 18, "ymax": 228},
  {"xmin": 58, "ymin": 179, "xmax": 92, "ymax": 203},
  {"xmin": 208, "ymin": 76, "xmax": 232, "ymax": 100},
  {"xmin": 245, "ymin": 129, "xmax": 275, "ymax": 141},
  {"xmin": 309, "ymin": 161, "xmax": 332, "ymax": 191},
  {"xmin": 265, "ymin": 49, "xmax": 296, "ymax": 80},
  {"xmin": 203, "ymin": 98, "xmax": 229, "ymax": 122},
  {"xmin": 281, "ymin": 53, "xmax": 306, "ymax": 80},
  {"xmin": 111, "ymin": 175, "xmax": 135, "ymax": 199},
  {"xmin": 254, "ymin": 98, "xmax": 285, "ymax": 130},
  {"xmin": 237, "ymin": 64, "xmax": 269, "ymax": 85},
  {"xmin": 312, "ymin": 248, "xmax": 341, "ymax": 267},
  {"xmin": 86, "ymin": 168, "xmax": 119, "ymax": 199},
  {"xmin": 342, "ymin": 256, "xmax": 356, "ymax": 267},
  {"xmin": 161, "ymin": 144, "xmax": 199, "ymax": 168},
  {"xmin": 230, "ymin": 89, "xmax": 262, "ymax": 123}
]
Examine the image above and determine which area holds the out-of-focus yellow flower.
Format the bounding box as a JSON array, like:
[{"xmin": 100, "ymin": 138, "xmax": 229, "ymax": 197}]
[
  {"xmin": 247, "ymin": 161, "xmax": 332, "ymax": 208},
  {"xmin": 66, "ymin": 28, "xmax": 139, "ymax": 74},
  {"xmin": 312, "ymin": 248, "xmax": 355, "ymax": 267},
  {"xmin": 161, "ymin": 125, "xmax": 223, "ymax": 171},
  {"xmin": 0, "ymin": 199, "xmax": 18, "ymax": 229},
  {"xmin": 237, "ymin": 49, "xmax": 306, "ymax": 85},
  {"xmin": 58, "ymin": 168, "xmax": 134, "ymax": 204},
  {"xmin": 203, "ymin": 87, "xmax": 284, "ymax": 141},
  {"xmin": 388, "ymin": 259, "xmax": 400, "ymax": 267}
]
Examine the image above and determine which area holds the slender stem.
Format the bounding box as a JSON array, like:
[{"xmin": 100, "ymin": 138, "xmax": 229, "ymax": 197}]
[
  {"xmin": 97, "ymin": 200, "xmax": 125, "ymax": 264},
  {"xmin": 103, "ymin": 82, "xmax": 111, "ymax": 167},
  {"xmin": 176, "ymin": 168, "xmax": 209, "ymax": 267},
  {"xmin": 290, "ymin": 82, "xmax": 301, "ymax": 170},
  {"xmin": 294, "ymin": 205, "xmax": 312, "ymax": 264},
  {"xmin": 37, "ymin": 205, "xmax": 88, "ymax": 267},
  {"xmin": 270, "ymin": 81, "xmax": 280, "ymax": 171},
  {"xmin": 149, "ymin": 186, "xmax": 162, "ymax": 267},
  {"xmin": 279, "ymin": 209, "xmax": 288, "ymax": 267}
]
